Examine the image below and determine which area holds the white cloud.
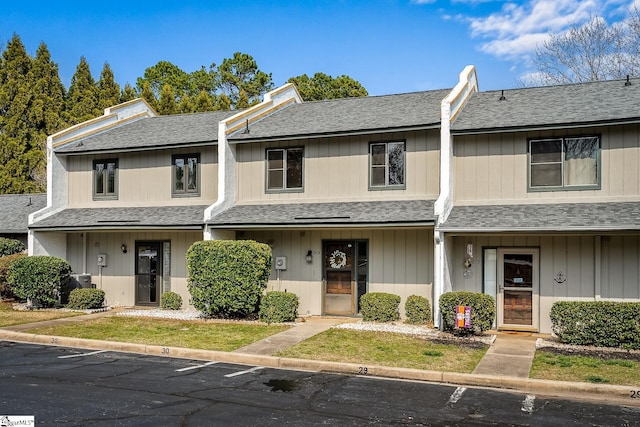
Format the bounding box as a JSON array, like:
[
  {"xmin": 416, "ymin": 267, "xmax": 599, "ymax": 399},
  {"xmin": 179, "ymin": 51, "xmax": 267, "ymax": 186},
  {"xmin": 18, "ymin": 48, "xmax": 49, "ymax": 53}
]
[
  {"xmin": 410, "ymin": 0, "xmax": 437, "ymax": 4},
  {"xmin": 462, "ymin": 0, "xmax": 630, "ymax": 59}
]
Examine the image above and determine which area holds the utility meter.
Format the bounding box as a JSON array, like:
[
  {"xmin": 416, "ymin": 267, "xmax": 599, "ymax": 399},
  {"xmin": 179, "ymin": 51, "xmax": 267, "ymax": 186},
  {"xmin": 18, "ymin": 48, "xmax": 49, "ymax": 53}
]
[
  {"xmin": 275, "ymin": 256, "xmax": 287, "ymax": 270},
  {"xmin": 97, "ymin": 254, "xmax": 107, "ymax": 267}
]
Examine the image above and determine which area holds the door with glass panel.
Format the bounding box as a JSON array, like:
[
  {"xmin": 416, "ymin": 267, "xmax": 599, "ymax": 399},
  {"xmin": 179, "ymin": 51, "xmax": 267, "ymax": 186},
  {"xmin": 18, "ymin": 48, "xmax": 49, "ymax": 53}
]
[
  {"xmin": 135, "ymin": 242, "xmax": 162, "ymax": 306},
  {"xmin": 323, "ymin": 241, "xmax": 368, "ymax": 315},
  {"xmin": 497, "ymin": 248, "xmax": 539, "ymax": 330}
]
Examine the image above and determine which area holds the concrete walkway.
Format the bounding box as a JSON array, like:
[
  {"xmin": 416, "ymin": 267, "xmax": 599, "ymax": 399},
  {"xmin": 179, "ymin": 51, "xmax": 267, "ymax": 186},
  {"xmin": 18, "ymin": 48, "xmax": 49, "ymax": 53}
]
[
  {"xmin": 473, "ymin": 333, "xmax": 538, "ymax": 378},
  {"xmin": 234, "ymin": 317, "xmax": 355, "ymax": 355}
]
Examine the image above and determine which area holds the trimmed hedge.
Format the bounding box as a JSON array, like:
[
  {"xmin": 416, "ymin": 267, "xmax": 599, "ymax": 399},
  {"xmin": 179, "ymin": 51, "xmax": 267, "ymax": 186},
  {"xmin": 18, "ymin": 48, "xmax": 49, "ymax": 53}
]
[
  {"xmin": 359, "ymin": 292, "xmax": 401, "ymax": 322},
  {"xmin": 405, "ymin": 295, "xmax": 431, "ymax": 325},
  {"xmin": 161, "ymin": 291, "xmax": 182, "ymax": 310},
  {"xmin": 0, "ymin": 253, "xmax": 26, "ymax": 299},
  {"xmin": 67, "ymin": 288, "xmax": 105, "ymax": 310},
  {"xmin": 0, "ymin": 237, "xmax": 25, "ymax": 257},
  {"xmin": 550, "ymin": 301, "xmax": 640, "ymax": 349},
  {"xmin": 187, "ymin": 240, "xmax": 272, "ymax": 318},
  {"xmin": 259, "ymin": 291, "xmax": 299, "ymax": 324},
  {"xmin": 439, "ymin": 291, "xmax": 496, "ymax": 334},
  {"xmin": 8, "ymin": 256, "xmax": 72, "ymax": 307}
]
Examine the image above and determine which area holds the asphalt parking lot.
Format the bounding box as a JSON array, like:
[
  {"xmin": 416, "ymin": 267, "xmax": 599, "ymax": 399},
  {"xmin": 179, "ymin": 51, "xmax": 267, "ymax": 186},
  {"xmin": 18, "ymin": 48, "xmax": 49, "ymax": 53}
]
[{"xmin": 1, "ymin": 341, "xmax": 639, "ymax": 426}]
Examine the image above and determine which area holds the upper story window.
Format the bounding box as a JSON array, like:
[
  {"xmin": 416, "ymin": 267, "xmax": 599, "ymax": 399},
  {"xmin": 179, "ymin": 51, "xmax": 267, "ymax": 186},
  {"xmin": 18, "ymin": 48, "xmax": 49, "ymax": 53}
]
[
  {"xmin": 173, "ymin": 154, "xmax": 200, "ymax": 197},
  {"xmin": 93, "ymin": 159, "xmax": 118, "ymax": 200},
  {"xmin": 529, "ymin": 136, "xmax": 600, "ymax": 191},
  {"xmin": 266, "ymin": 147, "xmax": 303, "ymax": 192},
  {"xmin": 369, "ymin": 141, "xmax": 405, "ymax": 189}
]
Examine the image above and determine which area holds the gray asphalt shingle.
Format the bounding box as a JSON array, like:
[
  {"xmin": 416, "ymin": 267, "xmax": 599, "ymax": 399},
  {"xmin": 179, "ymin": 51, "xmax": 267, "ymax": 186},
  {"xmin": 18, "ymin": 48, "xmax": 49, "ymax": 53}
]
[
  {"xmin": 55, "ymin": 111, "xmax": 235, "ymax": 154},
  {"xmin": 452, "ymin": 77, "xmax": 640, "ymax": 133},
  {"xmin": 29, "ymin": 205, "xmax": 208, "ymax": 229},
  {"xmin": 229, "ymin": 89, "xmax": 450, "ymax": 141},
  {"xmin": 207, "ymin": 200, "xmax": 436, "ymax": 227},
  {"xmin": 0, "ymin": 194, "xmax": 47, "ymax": 233},
  {"xmin": 439, "ymin": 202, "xmax": 640, "ymax": 232}
]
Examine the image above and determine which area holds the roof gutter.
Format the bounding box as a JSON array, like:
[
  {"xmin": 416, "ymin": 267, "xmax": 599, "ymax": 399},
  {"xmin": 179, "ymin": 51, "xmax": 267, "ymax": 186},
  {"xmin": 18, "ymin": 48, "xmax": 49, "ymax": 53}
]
[{"xmin": 451, "ymin": 117, "xmax": 640, "ymax": 136}]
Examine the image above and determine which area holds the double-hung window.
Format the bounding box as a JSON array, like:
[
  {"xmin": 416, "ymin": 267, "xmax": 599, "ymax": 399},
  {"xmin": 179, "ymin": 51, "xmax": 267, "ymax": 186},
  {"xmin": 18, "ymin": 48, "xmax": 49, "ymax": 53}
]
[
  {"xmin": 172, "ymin": 154, "xmax": 200, "ymax": 197},
  {"xmin": 369, "ymin": 141, "xmax": 405, "ymax": 189},
  {"xmin": 93, "ymin": 159, "xmax": 118, "ymax": 200},
  {"xmin": 266, "ymin": 147, "xmax": 303, "ymax": 192},
  {"xmin": 529, "ymin": 136, "xmax": 600, "ymax": 190}
]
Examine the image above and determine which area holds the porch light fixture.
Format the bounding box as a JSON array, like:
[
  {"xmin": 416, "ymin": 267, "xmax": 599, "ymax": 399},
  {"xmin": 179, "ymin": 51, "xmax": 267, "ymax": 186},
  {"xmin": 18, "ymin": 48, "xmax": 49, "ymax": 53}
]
[
  {"xmin": 121, "ymin": 244, "xmax": 128, "ymax": 254},
  {"xmin": 306, "ymin": 250, "xmax": 313, "ymax": 263}
]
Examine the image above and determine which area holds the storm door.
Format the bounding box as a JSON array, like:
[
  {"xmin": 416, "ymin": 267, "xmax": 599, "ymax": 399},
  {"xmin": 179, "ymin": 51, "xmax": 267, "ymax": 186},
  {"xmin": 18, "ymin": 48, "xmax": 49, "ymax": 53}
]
[
  {"xmin": 135, "ymin": 242, "xmax": 162, "ymax": 306},
  {"xmin": 323, "ymin": 241, "xmax": 368, "ymax": 315},
  {"xmin": 497, "ymin": 248, "xmax": 539, "ymax": 330}
]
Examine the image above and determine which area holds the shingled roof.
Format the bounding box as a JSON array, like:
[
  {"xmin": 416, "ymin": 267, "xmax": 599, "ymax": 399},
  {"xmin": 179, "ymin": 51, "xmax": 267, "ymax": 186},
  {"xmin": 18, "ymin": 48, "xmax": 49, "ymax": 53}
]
[
  {"xmin": 451, "ymin": 77, "xmax": 640, "ymax": 133},
  {"xmin": 439, "ymin": 202, "xmax": 640, "ymax": 232},
  {"xmin": 29, "ymin": 205, "xmax": 208, "ymax": 230},
  {"xmin": 207, "ymin": 200, "xmax": 436, "ymax": 228},
  {"xmin": 55, "ymin": 111, "xmax": 235, "ymax": 155},
  {"xmin": 229, "ymin": 89, "xmax": 451, "ymax": 141},
  {"xmin": 0, "ymin": 194, "xmax": 47, "ymax": 234}
]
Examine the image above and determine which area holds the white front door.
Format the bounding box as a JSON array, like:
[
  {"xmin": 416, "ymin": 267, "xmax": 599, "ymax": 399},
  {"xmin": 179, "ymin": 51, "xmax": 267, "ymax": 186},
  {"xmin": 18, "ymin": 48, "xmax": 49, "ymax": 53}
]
[{"xmin": 497, "ymin": 248, "xmax": 539, "ymax": 331}]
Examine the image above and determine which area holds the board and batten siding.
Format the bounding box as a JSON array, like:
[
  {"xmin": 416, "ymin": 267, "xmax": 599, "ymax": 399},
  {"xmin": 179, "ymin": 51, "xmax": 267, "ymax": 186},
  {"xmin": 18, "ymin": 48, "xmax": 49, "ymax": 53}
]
[
  {"xmin": 453, "ymin": 124, "xmax": 640, "ymax": 204},
  {"xmin": 243, "ymin": 228, "xmax": 434, "ymax": 317},
  {"xmin": 449, "ymin": 234, "xmax": 640, "ymax": 333},
  {"xmin": 66, "ymin": 147, "xmax": 218, "ymax": 208},
  {"xmin": 235, "ymin": 130, "xmax": 440, "ymax": 203},
  {"xmin": 66, "ymin": 231, "xmax": 202, "ymax": 307}
]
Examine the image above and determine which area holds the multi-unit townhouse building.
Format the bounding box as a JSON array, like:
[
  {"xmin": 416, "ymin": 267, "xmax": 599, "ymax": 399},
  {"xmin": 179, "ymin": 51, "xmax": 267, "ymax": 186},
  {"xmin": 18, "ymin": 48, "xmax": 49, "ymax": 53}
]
[{"xmin": 27, "ymin": 66, "xmax": 640, "ymax": 333}]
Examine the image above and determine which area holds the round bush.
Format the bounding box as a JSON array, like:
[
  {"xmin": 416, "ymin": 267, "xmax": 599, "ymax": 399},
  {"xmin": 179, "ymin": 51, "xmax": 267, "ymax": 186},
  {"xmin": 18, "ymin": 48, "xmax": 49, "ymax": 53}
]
[
  {"xmin": 8, "ymin": 256, "xmax": 71, "ymax": 307},
  {"xmin": 0, "ymin": 238, "xmax": 25, "ymax": 257},
  {"xmin": 67, "ymin": 288, "xmax": 105, "ymax": 309},
  {"xmin": 0, "ymin": 253, "xmax": 26, "ymax": 300},
  {"xmin": 161, "ymin": 291, "xmax": 183, "ymax": 310},
  {"xmin": 259, "ymin": 291, "xmax": 299, "ymax": 324},
  {"xmin": 405, "ymin": 295, "xmax": 431, "ymax": 325},
  {"xmin": 359, "ymin": 292, "xmax": 401, "ymax": 322},
  {"xmin": 187, "ymin": 240, "xmax": 272, "ymax": 318},
  {"xmin": 439, "ymin": 291, "xmax": 496, "ymax": 334}
]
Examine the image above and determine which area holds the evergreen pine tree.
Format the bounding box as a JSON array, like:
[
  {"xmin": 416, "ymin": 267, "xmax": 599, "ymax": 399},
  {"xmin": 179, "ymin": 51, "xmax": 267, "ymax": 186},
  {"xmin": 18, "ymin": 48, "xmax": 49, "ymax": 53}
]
[
  {"xmin": 97, "ymin": 62, "xmax": 121, "ymax": 109},
  {"xmin": 66, "ymin": 56, "xmax": 100, "ymax": 124},
  {"xmin": 158, "ymin": 84, "xmax": 176, "ymax": 115},
  {"xmin": 120, "ymin": 83, "xmax": 137, "ymax": 103},
  {"xmin": 193, "ymin": 90, "xmax": 214, "ymax": 112},
  {"xmin": 139, "ymin": 80, "xmax": 158, "ymax": 111}
]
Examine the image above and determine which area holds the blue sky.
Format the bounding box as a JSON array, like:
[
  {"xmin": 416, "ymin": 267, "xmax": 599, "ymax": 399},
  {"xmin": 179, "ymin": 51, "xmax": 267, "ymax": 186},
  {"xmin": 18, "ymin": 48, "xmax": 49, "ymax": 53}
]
[{"xmin": 2, "ymin": 0, "xmax": 639, "ymax": 96}]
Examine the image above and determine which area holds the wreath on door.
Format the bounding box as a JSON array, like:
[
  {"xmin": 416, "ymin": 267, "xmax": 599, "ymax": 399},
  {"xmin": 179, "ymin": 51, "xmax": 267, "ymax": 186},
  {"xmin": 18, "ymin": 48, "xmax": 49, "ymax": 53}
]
[{"xmin": 329, "ymin": 249, "xmax": 347, "ymax": 269}]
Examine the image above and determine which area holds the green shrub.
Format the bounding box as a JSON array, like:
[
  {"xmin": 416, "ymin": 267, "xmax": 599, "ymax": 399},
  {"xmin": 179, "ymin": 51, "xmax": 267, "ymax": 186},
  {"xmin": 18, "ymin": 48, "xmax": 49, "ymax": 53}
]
[
  {"xmin": 187, "ymin": 240, "xmax": 272, "ymax": 318},
  {"xmin": 8, "ymin": 256, "xmax": 72, "ymax": 307},
  {"xmin": 0, "ymin": 238, "xmax": 25, "ymax": 257},
  {"xmin": 439, "ymin": 291, "xmax": 496, "ymax": 334},
  {"xmin": 67, "ymin": 288, "xmax": 105, "ymax": 309},
  {"xmin": 161, "ymin": 291, "xmax": 183, "ymax": 310},
  {"xmin": 550, "ymin": 301, "xmax": 640, "ymax": 349},
  {"xmin": 405, "ymin": 295, "xmax": 431, "ymax": 325},
  {"xmin": 259, "ymin": 291, "xmax": 299, "ymax": 323},
  {"xmin": 0, "ymin": 253, "xmax": 26, "ymax": 299},
  {"xmin": 359, "ymin": 292, "xmax": 401, "ymax": 322}
]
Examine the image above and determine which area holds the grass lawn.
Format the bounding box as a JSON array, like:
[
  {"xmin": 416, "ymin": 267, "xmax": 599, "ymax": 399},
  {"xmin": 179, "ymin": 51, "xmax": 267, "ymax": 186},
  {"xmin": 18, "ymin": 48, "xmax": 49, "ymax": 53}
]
[
  {"xmin": 276, "ymin": 328, "xmax": 488, "ymax": 373},
  {"xmin": 530, "ymin": 349, "xmax": 640, "ymax": 386},
  {"xmin": 24, "ymin": 316, "xmax": 290, "ymax": 352},
  {"xmin": 0, "ymin": 301, "xmax": 83, "ymax": 327}
]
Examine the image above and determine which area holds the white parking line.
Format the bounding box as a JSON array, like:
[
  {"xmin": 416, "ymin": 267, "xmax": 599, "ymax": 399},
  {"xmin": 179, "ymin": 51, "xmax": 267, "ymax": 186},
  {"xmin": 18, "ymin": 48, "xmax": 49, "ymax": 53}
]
[
  {"xmin": 175, "ymin": 361, "xmax": 219, "ymax": 372},
  {"xmin": 224, "ymin": 366, "xmax": 264, "ymax": 378},
  {"xmin": 521, "ymin": 395, "xmax": 535, "ymax": 414},
  {"xmin": 447, "ymin": 387, "xmax": 467, "ymax": 404},
  {"xmin": 58, "ymin": 350, "xmax": 108, "ymax": 359}
]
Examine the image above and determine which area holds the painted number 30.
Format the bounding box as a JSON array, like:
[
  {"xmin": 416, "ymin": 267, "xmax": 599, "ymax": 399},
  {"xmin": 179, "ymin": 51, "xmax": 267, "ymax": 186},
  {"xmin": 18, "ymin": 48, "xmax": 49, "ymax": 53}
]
[{"xmin": 631, "ymin": 391, "xmax": 640, "ymax": 398}]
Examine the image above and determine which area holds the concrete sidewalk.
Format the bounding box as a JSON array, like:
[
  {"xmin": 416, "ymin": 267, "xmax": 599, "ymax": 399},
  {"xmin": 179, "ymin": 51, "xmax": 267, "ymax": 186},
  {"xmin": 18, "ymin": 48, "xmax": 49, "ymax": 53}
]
[{"xmin": 473, "ymin": 334, "xmax": 538, "ymax": 378}]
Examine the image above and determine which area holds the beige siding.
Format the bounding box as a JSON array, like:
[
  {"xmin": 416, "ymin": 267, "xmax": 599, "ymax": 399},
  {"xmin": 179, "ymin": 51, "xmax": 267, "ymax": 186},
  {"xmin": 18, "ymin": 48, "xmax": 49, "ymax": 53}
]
[
  {"xmin": 454, "ymin": 124, "xmax": 640, "ymax": 204},
  {"xmin": 243, "ymin": 228, "xmax": 433, "ymax": 317},
  {"xmin": 66, "ymin": 231, "xmax": 202, "ymax": 307},
  {"xmin": 236, "ymin": 130, "xmax": 440, "ymax": 203},
  {"xmin": 67, "ymin": 146, "xmax": 218, "ymax": 207},
  {"xmin": 601, "ymin": 235, "xmax": 640, "ymax": 299}
]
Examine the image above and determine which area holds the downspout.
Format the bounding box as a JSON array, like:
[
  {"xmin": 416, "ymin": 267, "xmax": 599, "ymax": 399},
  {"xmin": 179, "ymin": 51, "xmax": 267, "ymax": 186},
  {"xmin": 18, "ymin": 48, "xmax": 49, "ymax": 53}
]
[{"xmin": 433, "ymin": 65, "xmax": 478, "ymax": 328}]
